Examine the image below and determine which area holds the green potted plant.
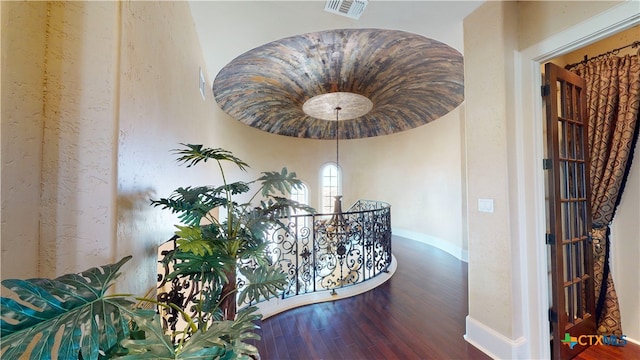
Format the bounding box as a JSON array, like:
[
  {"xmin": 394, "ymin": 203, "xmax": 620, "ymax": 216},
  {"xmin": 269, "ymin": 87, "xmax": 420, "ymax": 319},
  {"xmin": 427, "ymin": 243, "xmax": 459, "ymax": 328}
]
[
  {"xmin": 0, "ymin": 144, "xmax": 314, "ymax": 359},
  {"xmin": 0, "ymin": 256, "xmax": 263, "ymax": 359},
  {"xmin": 151, "ymin": 144, "xmax": 314, "ymax": 322}
]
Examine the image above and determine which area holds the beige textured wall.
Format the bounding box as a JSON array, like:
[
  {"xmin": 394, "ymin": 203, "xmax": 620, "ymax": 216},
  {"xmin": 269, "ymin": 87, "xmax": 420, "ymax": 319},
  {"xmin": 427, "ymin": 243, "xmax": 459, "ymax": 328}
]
[
  {"xmin": 38, "ymin": 1, "xmax": 120, "ymax": 279},
  {"xmin": 611, "ymin": 143, "xmax": 640, "ymax": 342},
  {"xmin": 518, "ymin": 1, "xmax": 622, "ymax": 51},
  {"xmin": 1, "ymin": 2, "xmax": 48, "ymax": 279},
  {"xmin": 0, "ymin": 1, "xmax": 228, "ymax": 296},
  {"xmin": 464, "ymin": 0, "xmax": 519, "ymax": 338},
  {"xmin": 342, "ymin": 108, "xmax": 464, "ymax": 251},
  {"xmin": 115, "ymin": 1, "xmax": 226, "ymax": 295}
]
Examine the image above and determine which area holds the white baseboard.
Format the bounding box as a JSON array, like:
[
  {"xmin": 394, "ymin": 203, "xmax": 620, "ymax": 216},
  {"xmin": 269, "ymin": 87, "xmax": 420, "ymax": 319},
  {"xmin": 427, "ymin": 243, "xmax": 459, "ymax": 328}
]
[
  {"xmin": 255, "ymin": 255, "xmax": 397, "ymax": 319},
  {"xmin": 392, "ymin": 228, "xmax": 468, "ymax": 262},
  {"xmin": 465, "ymin": 315, "xmax": 528, "ymax": 359},
  {"xmin": 626, "ymin": 336, "xmax": 640, "ymax": 346}
]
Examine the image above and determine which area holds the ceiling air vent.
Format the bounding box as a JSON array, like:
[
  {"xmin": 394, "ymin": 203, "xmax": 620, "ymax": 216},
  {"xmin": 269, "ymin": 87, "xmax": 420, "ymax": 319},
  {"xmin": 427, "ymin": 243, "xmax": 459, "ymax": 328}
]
[{"xmin": 325, "ymin": 0, "xmax": 368, "ymax": 20}]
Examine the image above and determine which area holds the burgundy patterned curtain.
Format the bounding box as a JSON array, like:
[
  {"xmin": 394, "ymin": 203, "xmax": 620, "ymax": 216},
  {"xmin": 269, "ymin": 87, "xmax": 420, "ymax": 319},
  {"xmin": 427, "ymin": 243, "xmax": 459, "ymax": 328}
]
[{"xmin": 571, "ymin": 54, "xmax": 640, "ymax": 336}]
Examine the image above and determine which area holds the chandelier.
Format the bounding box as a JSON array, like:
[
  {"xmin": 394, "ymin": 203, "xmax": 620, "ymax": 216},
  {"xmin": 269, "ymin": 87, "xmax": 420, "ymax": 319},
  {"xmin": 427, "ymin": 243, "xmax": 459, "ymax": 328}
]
[{"xmin": 302, "ymin": 95, "xmax": 374, "ymax": 294}]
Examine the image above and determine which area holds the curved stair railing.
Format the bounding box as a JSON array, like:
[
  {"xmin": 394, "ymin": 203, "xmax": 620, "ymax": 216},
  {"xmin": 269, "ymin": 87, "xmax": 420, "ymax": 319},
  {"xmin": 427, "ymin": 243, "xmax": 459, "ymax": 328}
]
[
  {"xmin": 158, "ymin": 199, "xmax": 392, "ymax": 326},
  {"xmin": 240, "ymin": 199, "xmax": 392, "ymax": 305}
]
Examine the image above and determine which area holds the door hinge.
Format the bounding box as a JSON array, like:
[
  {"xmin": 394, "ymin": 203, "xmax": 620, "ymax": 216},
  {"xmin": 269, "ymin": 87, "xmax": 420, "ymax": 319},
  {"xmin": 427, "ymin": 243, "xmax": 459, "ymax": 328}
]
[
  {"xmin": 549, "ymin": 309, "xmax": 558, "ymax": 323},
  {"xmin": 543, "ymin": 158, "xmax": 552, "ymax": 170},
  {"xmin": 546, "ymin": 233, "xmax": 555, "ymax": 245},
  {"xmin": 541, "ymin": 84, "xmax": 550, "ymax": 97}
]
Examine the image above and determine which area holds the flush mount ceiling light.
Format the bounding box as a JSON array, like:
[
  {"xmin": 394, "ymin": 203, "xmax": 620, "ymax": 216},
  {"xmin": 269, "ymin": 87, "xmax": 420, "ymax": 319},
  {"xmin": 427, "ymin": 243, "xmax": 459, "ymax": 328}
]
[{"xmin": 213, "ymin": 28, "xmax": 464, "ymax": 139}]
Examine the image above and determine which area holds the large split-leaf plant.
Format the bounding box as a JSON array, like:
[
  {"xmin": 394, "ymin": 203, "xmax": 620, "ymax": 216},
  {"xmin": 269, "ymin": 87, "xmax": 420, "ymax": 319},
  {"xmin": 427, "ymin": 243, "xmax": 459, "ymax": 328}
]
[
  {"xmin": 0, "ymin": 256, "xmax": 266, "ymax": 359},
  {"xmin": 0, "ymin": 256, "xmax": 154, "ymax": 359},
  {"xmin": 0, "ymin": 144, "xmax": 314, "ymax": 359},
  {"xmin": 151, "ymin": 144, "xmax": 314, "ymax": 324}
]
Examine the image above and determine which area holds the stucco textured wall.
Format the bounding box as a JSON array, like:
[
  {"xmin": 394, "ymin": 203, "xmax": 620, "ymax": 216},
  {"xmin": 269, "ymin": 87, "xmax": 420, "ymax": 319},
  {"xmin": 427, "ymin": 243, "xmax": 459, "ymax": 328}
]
[
  {"xmin": 38, "ymin": 1, "xmax": 120, "ymax": 279},
  {"xmin": 1, "ymin": 2, "xmax": 48, "ymax": 279},
  {"xmin": 517, "ymin": 0, "xmax": 622, "ymax": 51},
  {"xmin": 464, "ymin": 0, "xmax": 518, "ymax": 339},
  {"xmin": 611, "ymin": 143, "xmax": 640, "ymax": 343},
  {"xmin": 115, "ymin": 1, "xmax": 223, "ymax": 295},
  {"xmin": 1, "ymin": 1, "xmax": 221, "ymax": 297}
]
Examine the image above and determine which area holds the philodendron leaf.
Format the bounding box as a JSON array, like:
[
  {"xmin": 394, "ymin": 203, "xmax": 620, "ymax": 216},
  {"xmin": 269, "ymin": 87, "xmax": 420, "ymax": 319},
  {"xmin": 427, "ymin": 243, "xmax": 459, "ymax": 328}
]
[
  {"xmin": 0, "ymin": 256, "xmax": 134, "ymax": 360},
  {"xmin": 174, "ymin": 225, "xmax": 213, "ymax": 257},
  {"xmin": 237, "ymin": 265, "xmax": 287, "ymax": 306},
  {"xmin": 117, "ymin": 307, "xmax": 261, "ymax": 360},
  {"xmin": 177, "ymin": 306, "xmax": 260, "ymax": 360},
  {"xmin": 114, "ymin": 313, "xmax": 176, "ymax": 359},
  {"xmin": 257, "ymin": 167, "xmax": 301, "ymax": 197},
  {"xmin": 172, "ymin": 144, "xmax": 249, "ymax": 171}
]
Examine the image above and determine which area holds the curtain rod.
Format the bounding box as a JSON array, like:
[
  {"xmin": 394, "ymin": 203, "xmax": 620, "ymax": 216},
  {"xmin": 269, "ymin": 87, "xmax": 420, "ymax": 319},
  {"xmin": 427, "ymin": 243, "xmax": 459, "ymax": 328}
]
[{"xmin": 565, "ymin": 40, "xmax": 640, "ymax": 69}]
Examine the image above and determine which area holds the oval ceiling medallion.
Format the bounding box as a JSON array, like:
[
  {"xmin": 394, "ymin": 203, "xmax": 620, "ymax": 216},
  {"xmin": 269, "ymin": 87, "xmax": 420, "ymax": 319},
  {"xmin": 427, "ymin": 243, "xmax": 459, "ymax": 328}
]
[{"xmin": 213, "ymin": 28, "xmax": 464, "ymax": 139}]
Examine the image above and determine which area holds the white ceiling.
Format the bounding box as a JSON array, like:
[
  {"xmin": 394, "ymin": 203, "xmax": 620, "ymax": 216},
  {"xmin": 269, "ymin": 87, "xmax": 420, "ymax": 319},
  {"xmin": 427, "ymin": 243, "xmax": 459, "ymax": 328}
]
[{"xmin": 189, "ymin": 0, "xmax": 484, "ymax": 92}]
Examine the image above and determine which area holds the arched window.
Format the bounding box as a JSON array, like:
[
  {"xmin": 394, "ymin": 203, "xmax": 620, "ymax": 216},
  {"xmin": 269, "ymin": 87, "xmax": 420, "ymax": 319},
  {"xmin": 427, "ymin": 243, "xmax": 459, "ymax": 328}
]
[
  {"xmin": 290, "ymin": 182, "xmax": 309, "ymax": 214},
  {"xmin": 320, "ymin": 163, "xmax": 341, "ymax": 214},
  {"xmin": 289, "ymin": 182, "xmax": 309, "ymax": 240}
]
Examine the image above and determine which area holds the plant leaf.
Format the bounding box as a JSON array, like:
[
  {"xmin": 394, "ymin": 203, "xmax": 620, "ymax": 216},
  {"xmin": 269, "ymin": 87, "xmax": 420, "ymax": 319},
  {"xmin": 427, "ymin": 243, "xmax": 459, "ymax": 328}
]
[
  {"xmin": 0, "ymin": 256, "xmax": 134, "ymax": 360},
  {"xmin": 167, "ymin": 249, "xmax": 230, "ymax": 285},
  {"xmin": 177, "ymin": 306, "xmax": 260, "ymax": 359},
  {"xmin": 174, "ymin": 225, "xmax": 214, "ymax": 257},
  {"xmin": 237, "ymin": 265, "xmax": 287, "ymax": 305},
  {"xmin": 150, "ymin": 183, "xmax": 251, "ymax": 227},
  {"xmin": 116, "ymin": 308, "xmax": 261, "ymax": 360},
  {"xmin": 257, "ymin": 167, "xmax": 304, "ymax": 197},
  {"xmin": 150, "ymin": 186, "xmax": 227, "ymax": 226},
  {"xmin": 173, "ymin": 144, "xmax": 249, "ymax": 171},
  {"xmin": 115, "ymin": 312, "xmax": 176, "ymax": 359}
]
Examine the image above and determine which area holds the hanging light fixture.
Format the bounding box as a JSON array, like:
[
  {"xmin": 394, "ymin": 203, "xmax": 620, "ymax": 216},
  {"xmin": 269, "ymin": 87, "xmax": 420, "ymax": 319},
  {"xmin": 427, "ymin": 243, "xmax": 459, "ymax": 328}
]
[
  {"xmin": 301, "ymin": 92, "xmax": 372, "ymax": 216},
  {"xmin": 332, "ymin": 106, "xmax": 344, "ymax": 219},
  {"xmin": 301, "ymin": 97, "xmax": 372, "ymax": 295},
  {"xmin": 327, "ymin": 106, "xmax": 349, "ymax": 295}
]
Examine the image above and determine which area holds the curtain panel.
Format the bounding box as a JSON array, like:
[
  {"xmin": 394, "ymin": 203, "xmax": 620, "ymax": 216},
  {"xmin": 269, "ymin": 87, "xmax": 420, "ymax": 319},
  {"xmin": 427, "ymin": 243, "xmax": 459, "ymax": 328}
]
[{"xmin": 571, "ymin": 54, "xmax": 640, "ymax": 336}]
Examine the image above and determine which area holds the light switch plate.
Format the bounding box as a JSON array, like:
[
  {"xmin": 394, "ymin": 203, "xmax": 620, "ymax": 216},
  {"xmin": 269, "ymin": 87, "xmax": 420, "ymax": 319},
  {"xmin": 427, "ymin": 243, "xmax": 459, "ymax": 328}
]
[{"xmin": 478, "ymin": 198, "xmax": 494, "ymax": 213}]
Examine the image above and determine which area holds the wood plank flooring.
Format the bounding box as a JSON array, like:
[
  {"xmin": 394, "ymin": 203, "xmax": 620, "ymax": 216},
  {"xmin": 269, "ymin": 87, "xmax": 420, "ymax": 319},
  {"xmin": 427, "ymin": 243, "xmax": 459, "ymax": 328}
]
[
  {"xmin": 250, "ymin": 236, "xmax": 640, "ymax": 359},
  {"xmin": 574, "ymin": 340, "xmax": 640, "ymax": 359},
  {"xmin": 251, "ymin": 236, "xmax": 490, "ymax": 359}
]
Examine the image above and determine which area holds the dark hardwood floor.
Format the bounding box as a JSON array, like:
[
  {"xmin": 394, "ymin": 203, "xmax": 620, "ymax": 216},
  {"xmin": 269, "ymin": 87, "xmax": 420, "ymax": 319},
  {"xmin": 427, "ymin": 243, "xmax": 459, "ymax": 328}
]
[
  {"xmin": 574, "ymin": 341, "xmax": 640, "ymax": 359},
  {"xmin": 250, "ymin": 235, "xmax": 640, "ymax": 359},
  {"xmin": 251, "ymin": 236, "xmax": 490, "ymax": 359}
]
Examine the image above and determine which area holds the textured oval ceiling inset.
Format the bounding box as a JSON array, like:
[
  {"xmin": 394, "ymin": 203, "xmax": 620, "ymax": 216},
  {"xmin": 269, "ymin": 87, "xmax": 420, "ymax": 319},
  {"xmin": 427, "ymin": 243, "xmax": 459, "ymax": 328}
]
[{"xmin": 213, "ymin": 28, "xmax": 464, "ymax": 139}]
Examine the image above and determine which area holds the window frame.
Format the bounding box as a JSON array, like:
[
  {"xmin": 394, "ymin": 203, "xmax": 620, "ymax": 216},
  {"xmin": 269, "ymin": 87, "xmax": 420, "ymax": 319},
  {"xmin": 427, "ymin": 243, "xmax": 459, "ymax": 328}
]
[
  {"xmin": 289, "ymin": 182, "xmax": 309, "ymax": 214},
  {"xmin": 319, "ymin": 162, "xmax": 342, "ymax": 214}
]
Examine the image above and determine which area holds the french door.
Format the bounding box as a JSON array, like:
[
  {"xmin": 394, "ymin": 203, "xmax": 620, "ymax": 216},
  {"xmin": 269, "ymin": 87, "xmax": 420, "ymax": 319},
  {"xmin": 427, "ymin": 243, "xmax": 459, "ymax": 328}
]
[{"xmin": 543, "ymin": 62, "xmax": 596, "ymax": 359}]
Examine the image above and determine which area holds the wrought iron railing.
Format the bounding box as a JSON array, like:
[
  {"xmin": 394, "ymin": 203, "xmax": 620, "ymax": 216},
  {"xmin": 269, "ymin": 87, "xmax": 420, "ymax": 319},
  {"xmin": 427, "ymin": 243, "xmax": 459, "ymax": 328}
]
[
  {"xmin": 238, "ymin": 199, "xmax": 392, "ymax": 306},
  {"xmin": 157, "ymin": 199, "xmax": 392, "ymax": 328}
]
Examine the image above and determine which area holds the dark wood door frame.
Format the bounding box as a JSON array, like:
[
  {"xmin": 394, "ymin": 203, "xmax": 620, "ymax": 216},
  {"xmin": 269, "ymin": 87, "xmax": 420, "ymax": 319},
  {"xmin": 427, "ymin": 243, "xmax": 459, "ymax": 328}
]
[{"xmin": 543, "ymin": 62, "xmax": 596, "ymax": 359}]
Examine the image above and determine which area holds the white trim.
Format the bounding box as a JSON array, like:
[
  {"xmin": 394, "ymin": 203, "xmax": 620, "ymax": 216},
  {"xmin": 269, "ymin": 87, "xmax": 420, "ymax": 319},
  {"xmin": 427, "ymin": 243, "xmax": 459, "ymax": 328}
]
[
  {"xmin": 524, "ymin": 3, "xmax": 640, "ymax": 62},
  {"xmin": 516, "ymin": 3, "xmax": 640, "ymax": 359},
  {"xmin": 255, "ymin": 255, "xmax": 397, "ymax": 319},
  {"xmin": 626, "ymin": 337, "xmax": 640, "ymax": 346},
  {"xmin": 513, "ymin": 49, "xmax": 551, "ymax": 360},
  {"xmin": 392, "ymin": 228, "xmax": 467, "ymax": 262},
  {"xmin": 465, "ymin": 315, "xmax": 528, "ymax": 360}
]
